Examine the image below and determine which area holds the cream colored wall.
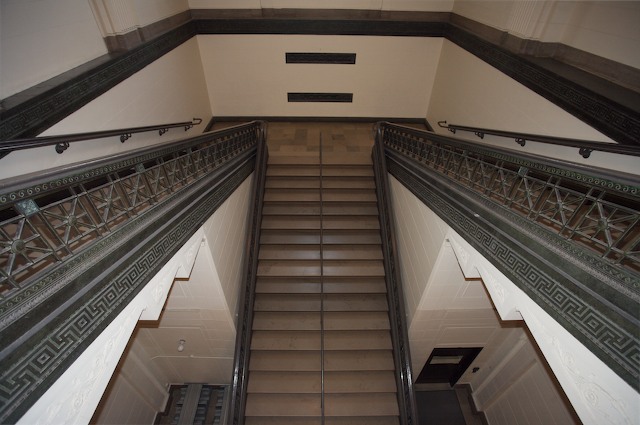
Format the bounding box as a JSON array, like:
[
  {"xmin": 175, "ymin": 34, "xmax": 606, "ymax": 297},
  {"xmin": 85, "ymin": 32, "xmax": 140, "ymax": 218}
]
[
  {"xmin": 92, "ymin": 342, "xmax": 169, "ymax": 425},
  {"xmin": 427, "ymin": 40, "xmax": 638, "ymax": 176},
  {"xmin": 197, "ymin": 35, "xmax": 442, "ymax": 118},
  {"xmin": 188, "ymin": 0, "xmax": 453, "ymax": 11},
  {"xmin": 388, "ymin": 176, "xmax": 449, "ymax": 323},
  {"xmin": 0, "ymin": 0, "xmax": 107, "ymax": 99},
  {"xmin": 556, "ymin": 1, "xmax": 640, "ymax": 69},
  {"xmin": 389, "ymin": 176, "xmax": 581, "ymax": 424},
  {"xmin": 137, "ymin": 175, "xmax": 253, "ymax": 385},
  {"xmin": 203, "ymin": 175, "xmax": 254, "ymax": 319},
  {"xmin": 92, "ymin": 175, "xmax": 252, "ymax": 424},
  {"xmin": 452, "ymin": 0, "xmax": 640, "ymax": 70},
  {"xmin": 133, "ymin": 0, "xmax": 190, "ymax": 26},
  {"xmin": 470, "ymin": 330, "xmax": 580, "ymax": 425},
  {"xmin": 0, "ymin": 37, "xmax": 212, "ymax": 180}
]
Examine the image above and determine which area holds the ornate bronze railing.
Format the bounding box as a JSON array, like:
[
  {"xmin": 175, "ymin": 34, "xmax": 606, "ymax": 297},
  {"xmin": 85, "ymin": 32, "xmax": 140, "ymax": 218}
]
[
  {"xmin": 373, "ymin": 127, "xmax": 419, "ymax": 424},
  {"xmin": 0, "ymin": 121, "xmax": 265, "ymax": 423},
  {"xmin": 377, "ymin": 122, "xmax": 639, "ymax": 391}
]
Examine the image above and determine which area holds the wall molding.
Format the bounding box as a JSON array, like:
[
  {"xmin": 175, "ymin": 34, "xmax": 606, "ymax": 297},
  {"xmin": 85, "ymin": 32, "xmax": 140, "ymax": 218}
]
[{"xmin": 1, "ymin": 10, "xmax": 637, "ymax": 145}]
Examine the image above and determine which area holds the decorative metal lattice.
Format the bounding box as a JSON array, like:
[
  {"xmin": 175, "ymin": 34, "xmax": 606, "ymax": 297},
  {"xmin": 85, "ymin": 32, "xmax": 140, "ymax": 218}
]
[
  {"xmin": 0, "ymin": 123, "xmax": 261, "ymax": 299},
  {"xmin": 381, "ymin": 124, "xmax": 640, "ymax": 274}
]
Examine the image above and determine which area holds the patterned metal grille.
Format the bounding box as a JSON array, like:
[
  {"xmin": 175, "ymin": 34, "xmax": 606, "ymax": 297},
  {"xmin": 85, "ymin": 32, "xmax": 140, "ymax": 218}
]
[
  {"xmin": 0, "ymin": 123, "xmax": 261, "ymax": 298},
  {"xmin": 381, "ymin": 124, "xmax": 640, "ymax": 273}
]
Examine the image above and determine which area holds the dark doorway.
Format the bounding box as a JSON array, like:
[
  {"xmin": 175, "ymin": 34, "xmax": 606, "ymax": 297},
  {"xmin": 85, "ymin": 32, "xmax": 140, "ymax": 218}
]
[{"xmin": 416, "ymin": 347, "xmax": 482, "ymax": 386}]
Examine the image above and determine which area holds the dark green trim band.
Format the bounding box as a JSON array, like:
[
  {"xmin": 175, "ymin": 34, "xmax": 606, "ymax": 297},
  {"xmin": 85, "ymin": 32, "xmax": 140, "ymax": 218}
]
[{"xmin": 1, "ymin": 11, "xmax": 637, "ymax": 146}]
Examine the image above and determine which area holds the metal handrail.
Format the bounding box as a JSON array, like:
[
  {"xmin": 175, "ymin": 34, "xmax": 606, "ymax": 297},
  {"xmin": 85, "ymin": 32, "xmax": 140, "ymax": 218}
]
[
  {"xmin": 0, "ymin": 118, "xmax": 203, "ymax": 155},
  {"xmin": 229, "ymin": 122, "xmax": 268, "ymax": 425},
  {"xmin": 437, "ymin": 121, "xmax": 640, "ymax": 158},
  {"xmin": 373, "ymin": 123, "xmax": 419, "ymax": 424}
]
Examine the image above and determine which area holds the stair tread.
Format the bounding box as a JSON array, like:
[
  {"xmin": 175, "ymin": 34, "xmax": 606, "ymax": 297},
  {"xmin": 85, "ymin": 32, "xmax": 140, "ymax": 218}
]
[
  {"xmin": 253, "ymin": 311, "xmax": 320, "ymax": 330},
  {"xmin": 255, "ymin": 276, "xmax": 387, "ymax": 294},
  {"xmin": 246, "ymin": 417, "xmax": 322, "ymax": 425},
  {"xmin": 324, "ymin": 371, "xmax": 397, "ymax": 393},
  {"xmin": 324, "ymin": 311, "xmax": 391, "ymax": 330},
  {"xmin": 254, "ymin": 294, "xmax": 321, "ymax": 311},
  {"xmin": 248, "ymin": 371, "xmax": 321, "ymax": 393},
  {"xmin": 325, "ymin": 393, "xmax": 399, "ymax": 416},
  {"xmin": 324, "ymin": 330, "xmax": 392, "ymax": 350},
  {"xmin": 325, "ymin": 417, "xmax": 399, "ymax": 425},
  {"xmin": 324, "ymin": 350, "xmax": 395, "ymax": 371},
  {"xmin": 250, "ymin": 350, "xmax": 321, "ymax": 371},
  {"xmin": 251, "ymin": 330, "xmax": 321, "ymax": 350},
  {"xmin": 245, "ymin": 393, "xmax": 321, "ymax": 416},
  {"xmin": 257, "ymin": 260, "xmax": 321, "ymax": 277}
]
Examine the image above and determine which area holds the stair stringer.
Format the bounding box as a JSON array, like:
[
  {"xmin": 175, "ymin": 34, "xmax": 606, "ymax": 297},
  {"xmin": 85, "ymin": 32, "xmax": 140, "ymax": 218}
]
[{"xmin": 447, "ymin": 229, "xmax": 638, "ymax": 425}]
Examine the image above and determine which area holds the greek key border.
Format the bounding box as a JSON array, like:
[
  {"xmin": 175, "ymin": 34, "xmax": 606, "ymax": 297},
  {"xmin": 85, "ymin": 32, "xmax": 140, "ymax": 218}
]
[
  {"xmin": 387, "ymin": 154, "xmax": 639, "ymax": 392},
  {"xmin": 0, "ymin": 157, "xmax": 254, "ymax": 423}
]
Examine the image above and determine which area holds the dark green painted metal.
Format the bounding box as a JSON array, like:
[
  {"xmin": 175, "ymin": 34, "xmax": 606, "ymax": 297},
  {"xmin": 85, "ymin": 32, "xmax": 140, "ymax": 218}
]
[{"xmin": 378, "ymin": 122, "xmax": 640, "ymax": 392}]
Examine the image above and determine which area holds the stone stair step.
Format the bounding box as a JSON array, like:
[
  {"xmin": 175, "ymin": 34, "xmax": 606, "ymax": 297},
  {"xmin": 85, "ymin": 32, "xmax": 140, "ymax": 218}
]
[
  {"xmin": 323, "ymin": 277, "xmax": 387, "ymax": 294},
  {"xmin": 322, "ymin": 177, "xmax": 375, "ymax": 189},
  {"xmin": 323, "ymin": 260, "xmax": 385, "ymax": 277},
  {"xmin": 264, "ymin": 189, "xmax": 320, "ymax": 202},
  {"xmin": 324, "ymin": 294, "xmax": 389, "ymax": 311},
  {"xmin": 261, "ymin": 230, "xmax": 321, "ymax": 245},
  {"xmin": 254, "ymin": 293, "xmax": 321, "ymax": 311},
  {"xmin": 253, "ymin": 311, "xmax": 321, "ymax": 330},
  {"xmin": 246, "ymin": 417, "xmax": 322, "ymax": 425},
  {"xmin": 266, "ymin": 176, "xmax": 320, "ymax": 189},
  {"xmin": 323, "ymin": 245, "xmax": 382, "ymax": 260},
  {"xmin": 267, "ymin": 165, "xmax": 320, "ymax": 177},
  {"xmin": 263, "ymin": 202, "xmax": 321, "ymax": 216},
  {"xmin": 322, "ymin": 166, "xmax": 373, "ymax": 177},
  {"xmin": 257, "ymin": 260, "xmax": 321, "ymax": 277},
  {"xmin": 323, "ymin": 189, "xmax": 377, "ymax": 202},
  {"xmin": 322, "ymin": 230, "xmax": 381, "ymax": 245},
  {"xmin": 324, "ymin": 350, "xmax": 395, "ymax": 371},
  {"xmin": 324, "ymin": 311, "xmax": 390, "ymax": 330},
  {"xmin": 255, "ymin": 277, "xmax": 322, "ymax": 294},
  {"xmin": 324, "ymin": 371, "xmax": 397, "ymax": 393},
  {"xmin": 251, "ymin": 330, "xmax": 321, "ymax": 350},
  {"xmin": 322, "ymin": 216, "xmax": 379, "ymax": 230},
  {"xmin": 247, "ymin": 371, "xmax": 321, "ymax": 393},
  {"xmin": 325, "ymin": 417, "xmax": 399, "ymax": 425},
  {"xmin": 262, "ymin": 215, "xmax": 321, "ymax": 230},
  {"xmin": 325, "ymin": 393, "xmax": 399, "ymax": 416},
  {"xmin": 250, "ymin": 350, "xmax": 321, "ymax": 371},
  {"xmin": 259, "ymin": 245, "xmax": 321, "ymax": 260},
  {"xmin": 245, "ymin": 393, "xmax": 321, "ymax": 416},
  {"xmin": 322, "ymin": 203, "xmax": 378, "ymax": 216},
  {"xmin": 324, "ymin": 330, "xmax": 392, "ymax": 350}
]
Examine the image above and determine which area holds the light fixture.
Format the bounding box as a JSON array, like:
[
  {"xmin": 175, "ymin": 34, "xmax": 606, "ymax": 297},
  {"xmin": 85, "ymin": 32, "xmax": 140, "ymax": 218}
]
[{"xmin": 177, "ymin": 339, "xmax": 186, "ymax": 352}]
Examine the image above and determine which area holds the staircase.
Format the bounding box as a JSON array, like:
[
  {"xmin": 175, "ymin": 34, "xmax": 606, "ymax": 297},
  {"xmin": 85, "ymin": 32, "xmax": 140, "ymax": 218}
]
[{"xmin": 244, "ymin": 142, "xmax": 400, "ymax": 424}]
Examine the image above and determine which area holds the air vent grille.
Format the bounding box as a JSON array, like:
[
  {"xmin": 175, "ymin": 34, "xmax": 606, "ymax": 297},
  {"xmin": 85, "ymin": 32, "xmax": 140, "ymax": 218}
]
[
  {"xmin": 286, "ymin": 53, "xmax": 356, "ymax": 64},
  {"xmin": 287, "ymin": 93, "xmax": 353, "ymax": 103}
]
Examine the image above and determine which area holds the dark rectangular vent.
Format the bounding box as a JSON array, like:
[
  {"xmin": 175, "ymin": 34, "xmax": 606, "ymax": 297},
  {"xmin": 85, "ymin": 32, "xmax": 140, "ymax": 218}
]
[
  {"xmin": 288, "ymin": 93, "xmax": 353, "ymax": 103},
  {"xmin": 286, "ymin": 53, "xmax": 356, "ymax": 64}
]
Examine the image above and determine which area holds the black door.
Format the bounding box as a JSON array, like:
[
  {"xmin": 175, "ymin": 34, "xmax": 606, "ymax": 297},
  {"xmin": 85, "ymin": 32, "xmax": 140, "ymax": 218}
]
[{"xmin": 416, "ymin": 347, "xmax": 482, "ymax": 387}]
